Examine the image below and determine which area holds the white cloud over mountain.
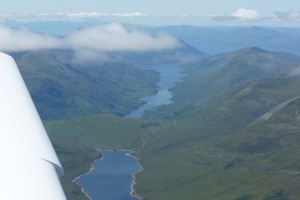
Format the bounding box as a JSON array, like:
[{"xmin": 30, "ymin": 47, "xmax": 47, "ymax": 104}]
[
  {"xmin": 0, "ymin": 23, "xmax": 181, "ymax": 52},
  {"xmin": 213, "ymin": 8, "xmax": 265, "ymax": 23},
  {"xmin": 274, "ymin": 10, "xmax": 300, "ymax": 21},
  {"xmin": 232, "ymin": 8, "xmax": 264, "ymax": 21},
  {"xmin": 0, "ymin": 26, "xmax": 61, "ymax": 51},
  {"xmin": 66, "ymin": 23, "xmax": 181, "ymax": 51}
]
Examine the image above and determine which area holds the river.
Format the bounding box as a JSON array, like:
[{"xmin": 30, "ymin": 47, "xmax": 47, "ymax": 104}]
[{"xmin": 75, "ymin": 64, "xmax": 184, "ymax": 200}]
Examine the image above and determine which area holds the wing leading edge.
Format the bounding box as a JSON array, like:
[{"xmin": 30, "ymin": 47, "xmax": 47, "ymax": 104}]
[{"xmin": 0, "ymin": 53, "xmax": 66, "ymax": 200}]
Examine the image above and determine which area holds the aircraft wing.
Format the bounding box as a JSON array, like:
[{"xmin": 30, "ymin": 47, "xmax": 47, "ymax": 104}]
[{"xmin": 0, "ymin": 53, "xmax": 66, "ymax": 200}]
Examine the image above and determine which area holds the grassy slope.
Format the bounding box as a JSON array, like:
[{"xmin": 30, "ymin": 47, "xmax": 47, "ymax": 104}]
[
  {"xmin": 47, "ymin": 97, "xmax": 300, "ymax": 200},
  {"xmin": 135, "ymin": 49, "xmax": 300, "ymax": 199},
  {"xmin": 221, "ymin": 97, "xmax": 300, "ymax": 200},
  {"xmin": 46, "ymin": 114, "xmax": 152, "ymax": 150},
  {"xmin": 46, "ymin": 114, "xmax": 154, "ymax": 200},
  {"xmin": 144, "ymin": 47, "xmax": 300, "ymax": 119},
  {"xmin": 52, "ymin": 139, "xmax": 99, "ymax": 200},
  {"xmin": 46, "ymin": 83, "xmax": 300, "ymax": 199},
  {"xmin": 134, "ymin": 78, "xmax": 300, "ymax": 200},
  {"xmin": 13, "ymin": 50, "xmax": 159, "ymax": 120},
  {"xmin": 45, "ymin": 48, "xmax": 300, "ymax": 200}
]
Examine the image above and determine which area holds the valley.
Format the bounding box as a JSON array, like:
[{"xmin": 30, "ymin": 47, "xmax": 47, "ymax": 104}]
[{"xmin": 5, "ymin": 22, "xmax": 300, "ymax": 200}]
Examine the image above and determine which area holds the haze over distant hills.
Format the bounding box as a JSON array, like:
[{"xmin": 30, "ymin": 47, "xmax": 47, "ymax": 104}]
[
  {"xmin": 45, "ymin": 45, "xmax": 300, "ymax": 200},
  {"xmin": 151, "ymin": 45, "xmax": 300, "ymax": 132},
  {"xmin": 4, "ymin": 20, "xmax": 300, "ymax": 199},
  {"xmin": 4, "ymin": 20, "xmax": 300, "ymax": 55},
  {"xmin": 158, "ymin": 26, "xmax": 300, "ymax": 55}
]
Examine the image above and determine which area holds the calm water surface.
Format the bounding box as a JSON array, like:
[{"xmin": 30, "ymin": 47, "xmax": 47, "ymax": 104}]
[
  {"xmin": 76, "ymin": 151, "xmax": 141, "ymax": 200},
  {"xmin": 125, "ymin": 64, "xmax": 184, "ymax": 118}
]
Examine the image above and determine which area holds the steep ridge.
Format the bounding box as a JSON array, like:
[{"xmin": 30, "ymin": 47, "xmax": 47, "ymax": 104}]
[
  {"xmin": 237, "ymin": 95, "xmax": 300, "ymax": 150},
  {"xmin": 8, "ymin": 22, "xmax": 300, "ymax": 199},
  {"xmin": 216, "ymin": 97, "xmax": 300, "ymax": 199},
  {"xmin": 44, "ymin": 47, "xmax": 300, "ymax": 199},
  {"xmin": 158, "ymin": 26, "xmax": 300, "ymax": 55},
  {"xmin": 144, "ymin": 47, "xmax": 300, "ymax": 119},
  {"xmin": 12, "ymin": 50, "xmax": 160, "ymax": 120},
  {"xmin": 134, "ymin": 48, "xmax": 300, "ymax": 199},
  {"xmin": 8, "ymin": 33, "xmax": 204, "ymax": 121}
]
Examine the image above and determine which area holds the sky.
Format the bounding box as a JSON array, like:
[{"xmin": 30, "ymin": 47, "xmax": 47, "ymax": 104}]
[
  {"xmin": 1, "ymin": 0, "xmax": 300, "ymax": 26},
  {"xmin": 0, "ymin": 1, "xmax": 300, "ymax": 59}
]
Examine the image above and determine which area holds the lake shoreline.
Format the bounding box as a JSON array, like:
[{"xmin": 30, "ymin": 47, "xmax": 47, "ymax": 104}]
[
  {"xmin": 128, "ymin": 151, "xmax": 144, "ymax": 200},
  {"xmin": 74, "ymin": 150, "xmax": 144, "ymax": 200},
  {"xmin": 72, "ymin": 153, "xmax": 104, "ymax": 200},
  {"xmin": 74, "ymin": 64, "xmax": 184, "ymax": 200}
]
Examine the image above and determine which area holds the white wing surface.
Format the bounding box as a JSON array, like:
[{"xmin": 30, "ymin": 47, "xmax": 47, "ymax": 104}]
[{"xmin": 0, "ymin": 53, "xmax": 66, "ymax": 200}]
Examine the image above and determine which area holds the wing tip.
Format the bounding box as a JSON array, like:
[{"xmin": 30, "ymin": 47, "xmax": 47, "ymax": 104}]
[
  {"xmin": 41, "ymin": 158, "xmax": 65, "ymax": 178},
  {"xmin": 0, "ymin": 52, "xmax": 16, "ymax": 65}
]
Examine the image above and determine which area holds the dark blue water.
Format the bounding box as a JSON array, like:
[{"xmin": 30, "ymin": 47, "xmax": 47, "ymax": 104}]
[
  {"xmin": 76, "ymin": 151, "xmax": 142, "ymax": 200},
  {"xmin": 125, "ymin": 64, "xmax": 184, "ymax": 118}
]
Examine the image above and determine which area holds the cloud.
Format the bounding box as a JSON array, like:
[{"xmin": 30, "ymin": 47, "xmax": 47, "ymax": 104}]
[
  {"xmin": 56, "ymin": 12, "xmax": 147, "ymax": 18},
  {"xmin": 274, "ymin": 10, "xmax": 300, "ymax": 21},
  {"xmin": 213, "ymin": 8, "xmax": 265, "ymax": 23},
  {"xmin": 71, "ymin": 50, "xmax": 119, "ymax": 65},
  {"xmin": 3, "ymin": 11, "xmax": 300, "ymax": 26},
  {"xmin": 65, "ymin": 23, "xmax": 181, "ymax": 52},
  {"xmin": 0, "ymin": 12, "xmax": 148, "ymax": 20},
  {"xmin": 0, "ymin": 23, "xmax": 181, "ymax": 52},
  {"xmin": 0, "ymin": 26, "xmax": 62, "ymax": 51}
]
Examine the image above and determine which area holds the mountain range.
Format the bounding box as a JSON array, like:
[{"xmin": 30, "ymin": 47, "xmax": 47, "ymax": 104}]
[
  {"xmin": 5, "ymin": 21, "xmax": 300, "ymax": 200},
  {"xmin": 43, "ymin": 45, "xmax": 300, "ymax": 200},
  {"xmin": 4, "ymin": 20, "xmax": 300, "ymax": 55},
  {"xmin": 157, "ymin": 26, "xmax": 300, "ymax": 55},
  {"xmin": 133, "ymin": 47, "xmax": 300, "ymax": 199},
  {"xmin": 11, "ymin": 49, "xmax": 159, "ymax": 120}
]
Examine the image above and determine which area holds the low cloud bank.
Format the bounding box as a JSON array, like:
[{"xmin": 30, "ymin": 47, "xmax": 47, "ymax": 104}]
[
  {"xmin": 213, "ymin": 8, "xmax": 300, "ymax": 24},
  {"xmin": 66, "ymin": 23, "xmax": 181, "ymax": 51},
  {"xmin": 0, "ymin": 23, "xmax": 181, "ymax": 52},
  {"xmin": 274, "ymin": 10, "xmax": 300, "ymax": 21},
  {"xmin": 0, "ymin": 26, "xmax": 61, "ymax": 51},
  {"xmin": 213, "ymin": 8, "xmax": 265, "ymax": 23}
]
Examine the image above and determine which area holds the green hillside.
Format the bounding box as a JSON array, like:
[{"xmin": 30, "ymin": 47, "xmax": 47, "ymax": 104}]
[
  {"xmin": 47, "ymin": 96, "xmax": 300, "ymax": 199},
  {"xmin": 133, "ymin": 81, "xmax": 300, "ymax": 199},
  {"xmin": 46, "ymin": 114, "xmax": 157, "ymax": 200},
  {"xmin": 44, "ymin": 47, "xmax": 300, "ymax": 200},
  {"xmin": 134, "ymin": 49, "xmax": 300, "ymax": 199},
  {"xmin": 12, "ymin": 50, "xmax": 159, "ymax": 120},
  {"xmin": 144, "ymin": 47, "xmax": 300, "ymax": 119}
]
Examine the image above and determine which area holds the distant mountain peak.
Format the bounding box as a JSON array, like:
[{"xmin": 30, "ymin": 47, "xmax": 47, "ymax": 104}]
[{"xmin": 238, "ymin": 47, "xmax": 268, "ymax": 54}]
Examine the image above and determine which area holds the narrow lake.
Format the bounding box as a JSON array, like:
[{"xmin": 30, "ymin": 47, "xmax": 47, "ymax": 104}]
[
  {"xmin": 76, "ymin": 64, "xmax": 184, "ymax": 200},
  {"xmin": 75, "ymin": 150, "xmax": 142, "ymax": 200},
  {"xmin": 125, "ymin": 64, "xmax": 184, "ymax": 118}
]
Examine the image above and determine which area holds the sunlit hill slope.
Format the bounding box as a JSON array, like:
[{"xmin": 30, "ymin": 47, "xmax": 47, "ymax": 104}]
[{"xmin": 40, "ymin": 45, "xmax": 300, "ymax": 200}]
